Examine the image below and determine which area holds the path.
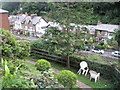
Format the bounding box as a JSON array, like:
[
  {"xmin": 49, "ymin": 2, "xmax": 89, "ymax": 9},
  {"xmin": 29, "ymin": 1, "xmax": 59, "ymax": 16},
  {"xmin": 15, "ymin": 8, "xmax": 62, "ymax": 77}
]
[{"xmin": 25, "ymin": 59, "xmax": 93, "ymax": 89}]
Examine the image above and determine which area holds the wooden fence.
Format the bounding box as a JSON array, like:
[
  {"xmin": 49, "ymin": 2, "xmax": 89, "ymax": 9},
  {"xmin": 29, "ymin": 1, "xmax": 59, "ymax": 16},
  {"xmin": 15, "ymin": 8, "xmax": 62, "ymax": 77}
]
[{"xmin": 30, "ymin": 48, "xmax": 67, "ymax": 65}]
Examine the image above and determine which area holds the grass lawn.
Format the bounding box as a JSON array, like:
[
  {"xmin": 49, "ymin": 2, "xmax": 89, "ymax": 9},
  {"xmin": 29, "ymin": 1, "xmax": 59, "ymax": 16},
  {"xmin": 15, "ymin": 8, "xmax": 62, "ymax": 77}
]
[{"xmin": 26, "ymin": 57, "xmax": 114, "ymax": 88}]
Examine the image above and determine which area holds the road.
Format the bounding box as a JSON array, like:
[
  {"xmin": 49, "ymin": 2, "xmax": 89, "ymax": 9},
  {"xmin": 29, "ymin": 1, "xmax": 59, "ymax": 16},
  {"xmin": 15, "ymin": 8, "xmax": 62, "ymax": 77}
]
[{"xmin": 80, "ymin": 51, "xmax": 119, "ymax": 59}]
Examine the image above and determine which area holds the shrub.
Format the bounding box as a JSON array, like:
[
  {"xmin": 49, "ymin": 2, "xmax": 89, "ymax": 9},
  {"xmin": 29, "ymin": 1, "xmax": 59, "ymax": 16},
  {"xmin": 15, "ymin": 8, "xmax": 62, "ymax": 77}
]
[
  {"xmin": 30, "ymin": 39, "xmax": 45, "ymax": 49},
  {"xmin": 94, "ymin": 45, "xmax": 105, "ymax": 49},
  {"xmin": 16, "ymin": 40, "xmax": 30, "ymax": 59},
  {"xmin": 2, "ymin": 75, "xmax": 36, "ymax": 88},
  {"xmin": 57, "ymin": 70, "xmax": 77, "ymax": 88},
  {"xmin": 35, "ymin": 70, "xmax": 59, "ymax": 88},
  {"xmin": 35, "ymin": 59, "xmax": 51, "ymax": 71}
]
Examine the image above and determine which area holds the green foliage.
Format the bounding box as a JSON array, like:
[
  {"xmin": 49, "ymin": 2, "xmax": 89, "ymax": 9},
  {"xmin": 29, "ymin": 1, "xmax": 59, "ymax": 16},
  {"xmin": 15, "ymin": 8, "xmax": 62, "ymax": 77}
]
[
  {"xmin": 20, "ymin": 2, "xmax": 50, "ymax": 16},
  {"xmin": 86, "ymin": 54, "xmax": 106, "ymax": 63},
  {"xmin": 117, "ymin": 60, "xmax": 120, "ymax": 70},
  {"xmin": 1, "ymin": 59, "xmax": 36, "ymax": 88},
  {"xmin": 0, "ymin": 29, "xmax": 30, "ymax": 59},
  {"xmin": 71, "ymin": 54, "xmax": 85, "ymax": 60},
  {"xmin": 2, "ymin": 2, "xmax": 21, "ymax": 15},
  {"xmin": 87, "ymin": 2, "xmax": 120, "ymax": 24},
  {"xmin": 1, "ymin": 58, "xmax": 25, "ymax": 76},
  {"xmin": 42, "ymin": 27, "xmax": 87, "ymax": 55},
  {"xmin": 107, "ymin": 38, "xmax": 118, "ymax": 47},
  {"xmin": 35, "ymin": 59, "xmax": 51, "ymax": 71},
  {"xmin": 3, "ymin": 2, "xmax": 120, "ymax": 24},
  {"xmin": 57, "ymin": 70, "xmax": 77, "ymax": 88},
  {"xmin": 16, "ymin": 40, "xmax": 30, "ymax": 59},
  {"xmin": 48, "ymin": 2, "xmax": 98, "ymax": 25},
  {"xmin": 94, "ymin": 45, "xmax": 105, "ymax": 49},
  {"xmin": 35, "ymin": 70, "xmax": 59, "ymax": 88},
  {"xmin": 114, "ymin": 29, "xmax": 120, "ymax": 46},
  {"xmin": 30, "ymin": 39, "xmax": 45, "ymax": 49},
  {"xmin": 2, "ymin": 75, "xmax": 36, "ymax": 88}
]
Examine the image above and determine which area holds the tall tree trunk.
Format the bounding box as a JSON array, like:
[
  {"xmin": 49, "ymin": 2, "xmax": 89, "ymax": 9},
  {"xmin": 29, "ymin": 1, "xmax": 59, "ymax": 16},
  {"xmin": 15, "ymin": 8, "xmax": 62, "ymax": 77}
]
[{"xmin": 67, "ymin": 54, "xmax": 70, "ymax": 69}]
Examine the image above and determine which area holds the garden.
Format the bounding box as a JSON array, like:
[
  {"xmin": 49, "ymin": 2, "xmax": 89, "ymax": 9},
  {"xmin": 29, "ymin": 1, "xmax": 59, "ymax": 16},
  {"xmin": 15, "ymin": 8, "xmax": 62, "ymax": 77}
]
[{"xmin": 0, "ymin": 29, "xmax": 120, "ymax": 89}]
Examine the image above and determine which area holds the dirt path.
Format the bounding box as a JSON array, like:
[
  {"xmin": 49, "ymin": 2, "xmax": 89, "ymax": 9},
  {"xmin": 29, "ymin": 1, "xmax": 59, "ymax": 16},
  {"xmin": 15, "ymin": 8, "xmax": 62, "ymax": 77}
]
[{"xmin": 25, "ymin": 59, "xmax": 93, "ymax": 89}]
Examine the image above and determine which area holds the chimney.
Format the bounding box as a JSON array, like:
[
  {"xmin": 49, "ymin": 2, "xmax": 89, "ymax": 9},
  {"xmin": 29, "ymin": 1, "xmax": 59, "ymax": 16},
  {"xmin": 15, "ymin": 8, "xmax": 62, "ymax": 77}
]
[
  {"xmin": 31, "ymin": 14, "xmax": 37, "ymax": 19},
  {"xmin": 97, "ymin": 20, "xmax": 102, "ymax": 25},
  {"xmin": 25, "ymin": 12, "xmax": 28, "ymax": 16}
]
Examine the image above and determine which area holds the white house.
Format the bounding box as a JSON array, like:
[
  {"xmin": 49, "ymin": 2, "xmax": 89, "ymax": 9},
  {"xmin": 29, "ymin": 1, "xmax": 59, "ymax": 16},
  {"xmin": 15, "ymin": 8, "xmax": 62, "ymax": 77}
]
[
  {"xmin": 9, "ymin": 14, "xmax": 49, "ymax": 37},
  {"xmin": 95, "ymin": 24, "xmax": 120, "ymax": 40}
]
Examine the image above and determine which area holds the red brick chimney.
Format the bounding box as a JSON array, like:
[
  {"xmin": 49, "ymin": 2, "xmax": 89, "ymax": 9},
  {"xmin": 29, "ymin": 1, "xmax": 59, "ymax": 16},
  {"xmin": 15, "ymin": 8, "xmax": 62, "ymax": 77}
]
[
  {"xmin": 0, "ymin": 9, "xmax": 10, "ymax": 30},
  {"xmin": 97, "ymin": 20, "xmax": 102, "ymax": 25}
]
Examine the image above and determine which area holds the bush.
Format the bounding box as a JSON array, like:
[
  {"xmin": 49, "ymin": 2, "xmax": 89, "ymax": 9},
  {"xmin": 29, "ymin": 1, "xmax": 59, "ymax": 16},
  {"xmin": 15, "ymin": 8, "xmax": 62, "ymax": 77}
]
[
  {"xmin": 94, "ymin": 45, "xmax": 105, "ymax": 49},
  {"xmin": 30, "ymin": 39, "xmax": 45, "ymax": 49},
  {"xmin": 35, "ymin": 70, "xmax": 59, "ymax": 88},
  {"xmin": 16, "ymin": 40, "xmax": 30, "ymax": 59},
  {"xmin": 57, "ymin": 70, "xmax": 77, "ymax": 88},
  {"xmin": 35, "ymin": 59, "xmax": 51, "ymax": 71},
  {"xmin": 2, "ymin": 75, "xmax": 36, "ymax": 88}
]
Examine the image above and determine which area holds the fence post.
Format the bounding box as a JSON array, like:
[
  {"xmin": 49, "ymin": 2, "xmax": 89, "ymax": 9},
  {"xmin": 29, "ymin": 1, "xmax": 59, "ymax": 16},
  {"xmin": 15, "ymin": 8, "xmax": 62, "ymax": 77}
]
[{"xmin": 67, "ymin": 55, "xmax": 70, "ymax": 69}]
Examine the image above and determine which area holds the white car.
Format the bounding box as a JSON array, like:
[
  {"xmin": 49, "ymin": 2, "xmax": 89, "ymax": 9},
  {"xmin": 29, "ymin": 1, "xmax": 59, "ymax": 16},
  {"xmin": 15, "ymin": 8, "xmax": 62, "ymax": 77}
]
[
  {"xmin": 112, "ymin": 51, "xmax": 120, "ymax": 58},
  {"xmin": 91, "ymin": 48, "xmax": 104, "ymax": 54}
]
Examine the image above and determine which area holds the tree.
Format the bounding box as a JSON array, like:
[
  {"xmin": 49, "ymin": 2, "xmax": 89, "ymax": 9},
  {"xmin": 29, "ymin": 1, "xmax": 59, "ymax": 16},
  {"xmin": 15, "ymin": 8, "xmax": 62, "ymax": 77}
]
[
  {"xmin": 115, "ymin": 29, "xmax": 120, "ymax": 47},
  {"xmin": 20, "ymin": 2, "xmax": 50, "ymax": 16},
  {"xmin": 2, "ymin": 2, "xmax": 21, "ymax": 15},
  {"xmin": 87, "ymin": 2, "xmax": 120, "ymax": 24},
  {"xmin": 45, "ymin": 2, "xmax": 97, "ymax": 68}
]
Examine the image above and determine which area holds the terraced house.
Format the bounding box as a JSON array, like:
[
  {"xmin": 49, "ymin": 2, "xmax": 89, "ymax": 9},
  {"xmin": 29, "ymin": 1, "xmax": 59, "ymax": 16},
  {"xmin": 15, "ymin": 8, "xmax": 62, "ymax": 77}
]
[
  {"xmin": 95, "ymin": 23, "xmax": 120, "ymax": 41},
  {"xmin": 9, "ymin": 14, "xmax": 49, "ymax": 37}
]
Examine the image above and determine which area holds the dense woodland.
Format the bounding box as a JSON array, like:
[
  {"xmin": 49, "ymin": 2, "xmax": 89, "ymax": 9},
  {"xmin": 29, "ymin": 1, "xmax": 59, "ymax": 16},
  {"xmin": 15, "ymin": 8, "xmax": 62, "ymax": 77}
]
[{"xmin": 2, "ymin": 2, "xmax": 120, "ymax": 25}]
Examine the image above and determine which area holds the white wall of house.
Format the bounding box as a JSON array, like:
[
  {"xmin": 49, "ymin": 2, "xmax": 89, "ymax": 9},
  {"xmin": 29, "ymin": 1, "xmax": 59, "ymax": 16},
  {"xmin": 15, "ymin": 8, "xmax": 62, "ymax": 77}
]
[
  {"xmin": 36, "ymin": 18, "xmax": 48, "ymax": 34},
  {"xmin": 14, "ymin": 21, "xmax": 20, "ymax": 30}
]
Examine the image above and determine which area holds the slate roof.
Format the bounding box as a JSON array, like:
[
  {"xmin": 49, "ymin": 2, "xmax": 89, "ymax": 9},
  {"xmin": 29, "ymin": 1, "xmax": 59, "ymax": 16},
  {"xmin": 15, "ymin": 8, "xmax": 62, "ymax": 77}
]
[
  {"xmin": 95, "ymin": 24, "xmax": 120, "ymax": 32},
  {"xmin": 31, "ymin": 16, "xmax": 41, "ymax": 25},
  {"xmin": 21, "ymin": 16, "xmax": 44, "ymax": 25}
]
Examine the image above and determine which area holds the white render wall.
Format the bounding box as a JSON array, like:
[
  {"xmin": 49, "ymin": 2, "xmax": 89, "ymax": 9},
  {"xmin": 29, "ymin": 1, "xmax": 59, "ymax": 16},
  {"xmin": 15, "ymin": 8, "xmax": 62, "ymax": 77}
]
[{"xmin": 36, "ymin": 18, "xmax": 48, "ymax": 34}]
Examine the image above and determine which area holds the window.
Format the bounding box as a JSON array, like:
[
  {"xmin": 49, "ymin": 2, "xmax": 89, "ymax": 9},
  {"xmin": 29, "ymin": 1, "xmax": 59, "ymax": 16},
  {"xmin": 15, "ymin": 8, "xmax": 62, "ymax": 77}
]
[
  {"xmin": 41, "ymin": 26, "xmax": 47, "ymax": 29},
  {"xmin": 109, "ymin": 33, "xmax": 113, "ymax": 36},
  {"xmin": 37, "ymin": 27, "xmax": 41, "ymax": 30},
  {"xmin": 25, "ymin": 26, "xmax": 28, "ymax": 30}
]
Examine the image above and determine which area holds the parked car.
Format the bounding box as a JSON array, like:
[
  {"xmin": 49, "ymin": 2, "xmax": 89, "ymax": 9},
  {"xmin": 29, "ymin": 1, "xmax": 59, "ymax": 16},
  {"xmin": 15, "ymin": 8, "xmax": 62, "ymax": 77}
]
[
  {"xmin": 112, "ymin": 51, "xmax": 120, "ymax": 58},
  {"xmin": 91, "ymin": 48, "xmax": 104, "ymax": 54}
]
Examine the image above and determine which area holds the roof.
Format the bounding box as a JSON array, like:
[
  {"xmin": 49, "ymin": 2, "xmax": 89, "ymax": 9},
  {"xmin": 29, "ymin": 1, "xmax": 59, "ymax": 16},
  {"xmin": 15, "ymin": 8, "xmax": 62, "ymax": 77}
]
[
  {"xmin": 31, "ymin": 16, "xmax": 41, "ymax": 25},
  {"xmin": 0, "ymin": 9, "xmax": 8, "ymax": 14},
  {"xmin": 95, "ymin": 24, "xmax": 120, "ymax": 32},
  {"xmin": 10, "ymin": 15, "xmax": 48, "ymax": 26}
]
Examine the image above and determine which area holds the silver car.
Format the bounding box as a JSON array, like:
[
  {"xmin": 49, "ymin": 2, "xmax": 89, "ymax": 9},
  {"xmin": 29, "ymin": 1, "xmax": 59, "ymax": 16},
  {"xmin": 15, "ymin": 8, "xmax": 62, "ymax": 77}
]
[
  {"xmin": 112, "ymin": 51, "xmax": 120, "ymax": 58},
  {"xmin": 91, "ymin": 48, "xmax": 104, "ymax": 54}
]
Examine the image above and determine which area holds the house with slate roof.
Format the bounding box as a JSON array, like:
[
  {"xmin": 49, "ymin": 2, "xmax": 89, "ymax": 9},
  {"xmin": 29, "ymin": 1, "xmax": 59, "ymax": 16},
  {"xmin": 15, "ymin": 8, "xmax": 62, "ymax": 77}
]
[
  {"xmin": 9, "ymin": 14, "xmax": 49, "ymax": 37},
  {"xmin": 95, "ymin": 24, "xmax": 120, "ymax": 41}
]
